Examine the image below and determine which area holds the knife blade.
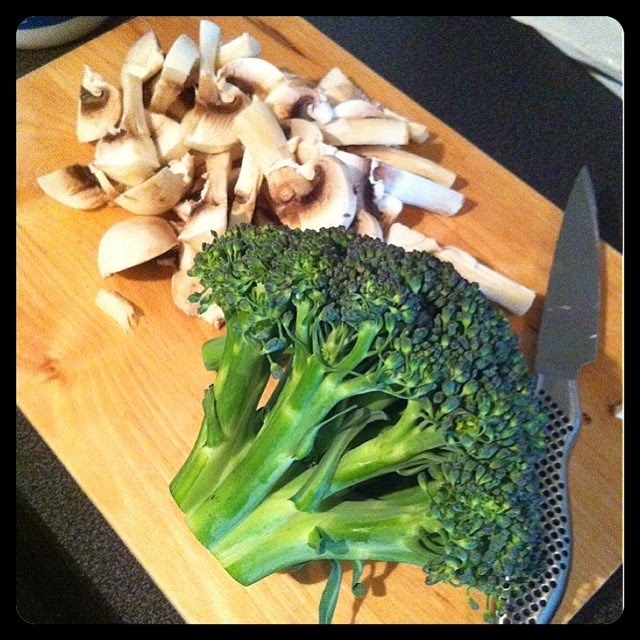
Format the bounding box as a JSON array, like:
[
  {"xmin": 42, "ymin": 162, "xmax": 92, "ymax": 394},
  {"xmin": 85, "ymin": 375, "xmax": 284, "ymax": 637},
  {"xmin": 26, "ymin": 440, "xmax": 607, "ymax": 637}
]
[{"xmin": 534, "ymin": 166, "xmax": 601, "ymax": 378}]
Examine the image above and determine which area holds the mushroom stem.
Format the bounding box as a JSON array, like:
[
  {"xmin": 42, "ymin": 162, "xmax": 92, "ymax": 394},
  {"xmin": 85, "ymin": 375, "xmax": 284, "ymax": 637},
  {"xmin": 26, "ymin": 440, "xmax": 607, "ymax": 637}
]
[
  {"xmin": 229, "ymin": 150, "xmax": 263, "ymax": 227},
  {"xmin": 198, "ymin": 20, "xmax": 223, "ymax": 104},
  {"xmin": 370, "ymin": 160, "xmax": 464, "ymax": 217},
  {"xmin": 348, "ymin": 145, "xmax": 457, "ymax": 189},
  {"xmin": 232, "ymin": 97, "xmax": 313, "ymax": 204},
  {"xmin": 149, "ymin": 34, "xmax": 200, "ymax": 114},
  {"xmin": 382, "ymin": 107, "xmax": 429, "ymax": 143},
  {"xmin": 318, "ymin": 67, "xmax": 367, "ymax": 105},
  {"xmin": 320, "ymin": 118, "xmax": 410, "ymax": 146}
]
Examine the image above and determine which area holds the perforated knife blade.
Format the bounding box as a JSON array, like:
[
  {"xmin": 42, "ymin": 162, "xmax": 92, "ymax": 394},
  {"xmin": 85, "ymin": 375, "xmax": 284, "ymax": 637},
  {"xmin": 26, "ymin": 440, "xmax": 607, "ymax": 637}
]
[{"xmin": 534, "ymin": 166, "xmax": 601, "ymax": 378}]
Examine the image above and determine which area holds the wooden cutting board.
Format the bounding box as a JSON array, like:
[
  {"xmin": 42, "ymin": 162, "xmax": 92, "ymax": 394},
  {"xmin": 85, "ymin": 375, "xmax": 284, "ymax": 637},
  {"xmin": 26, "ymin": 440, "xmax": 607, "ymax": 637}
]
[{"xmin": 16, "ymin": 16, "xmax": 622, "ymax": 624}]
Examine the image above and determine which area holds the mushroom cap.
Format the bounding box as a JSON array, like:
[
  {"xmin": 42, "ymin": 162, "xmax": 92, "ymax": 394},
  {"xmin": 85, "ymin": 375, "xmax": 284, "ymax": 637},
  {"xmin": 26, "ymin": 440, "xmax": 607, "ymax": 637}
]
[
  {"xmin": 37, "ymin": 164, "xmax": 110, "ymax": 210},
  {"xmin": 77, "ymin": 67, "xmax": 122, "ymax": 143},
  {"xmin": 98, "ymin": 216, "xmax": 179, "ymax": 277},
  {"xmin": 272, "ymin": 156, "xmax": 357, "ymax": 231},
  {"xmin": 217, "ymin": 57, "xmax": 285, "ymax": 97}
]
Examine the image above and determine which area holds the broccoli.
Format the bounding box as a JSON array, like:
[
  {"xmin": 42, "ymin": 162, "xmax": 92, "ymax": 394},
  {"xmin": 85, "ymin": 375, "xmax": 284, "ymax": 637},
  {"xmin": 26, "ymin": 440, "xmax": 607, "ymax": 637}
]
[{"xmin": 170, "ymin": 225, "xmax": 547, "ymax": 623}]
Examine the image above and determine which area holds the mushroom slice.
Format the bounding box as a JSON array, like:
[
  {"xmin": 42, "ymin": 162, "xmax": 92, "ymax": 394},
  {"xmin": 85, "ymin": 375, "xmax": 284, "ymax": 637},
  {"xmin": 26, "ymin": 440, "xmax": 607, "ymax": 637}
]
[
  {"xmin": 281, "ymin": 118, "xmax": 325, "ymax": 165},
  {"xmin": 149, "ymin": 34, "xmax": 200, "ymax": 114},
  {"xmin": 123, "ymin": 30, "xmax": 164, "ymax": 81},
  {"xmin": 382, "ymin": 107, "xmax": 429, "ymax": 143},
  {"xmin": 435, "ymin": 246, "xmax": 536, "ymax": 316},
  {"xmin": 320, "ymin": 118, "xmax": 410, "ymax": 146},
  {"xmin": 270, "ymin": 156, "xmax": 357, "ymax": 231},
  {"xmin": 354, "ymin": 209, "xmax": 383, "ymax": 240},
  {"xmin": 146, "ymin": 111, "xmax": 189, "ymax": 163},
  {"xmin": 178, "ymin": 152, "xmax": 230, "ymax": 248},
  {"xmin": 218, "ymin": 33, "xmax": 262, "ymax": 67},
  {"xmin": 370, "ymin": 160, "xmax": 464, "ymax": 217},
  {"xmin": 98, "ymin": 216, "xmax": 179, "ymax": 277},
  {"xmin": 229, "ymin": 150, "xmax": 263, "ymax": 227},
  {"xmin": 348, "ymin": 145, "xmax": 457, "ymax": 189},
  {"xmin": 385, "ymin": 222, "xmax": 442, "ymax": 253},
  {"xmin": 217, "ymin": 57, "xmax": 285, "ymax": 98},
  {"xmin": 331, "ymin": 149, "xmax": 375, "ymax": 218},
  {"xmin": 197, "ymin": 20, "xmax": 223, "ymax": 104},
  {"xmin": 232, "ymin": 96, "xmax": 314, "ymax": 205},
  {"xmin": 332, "ymin": 99, "xmax": 385, "ymax": 119},
  {"xmin": 77, "ymin": 66, "xmax": 122, "ymax": 143},
  {"xmin": 95, "ymin": 289, "xmax": 138, "ymax": 332},
  {"xmin": 265, "ymin": 79, "xmax": 333, "ymax": 124},
  {"xmin": 114, "ymin": 153, "xmax": 195, "ymax": 216},
  {"xmin": 171, "ymin": 242, "xmax": 226, "ymax": 327},
  {"xmin": 318, "ymin": 67, "xmax": 367, "ymax": 105},
  {"xmin": 180, "ymin": 85, "xmax": 251, "ymax": 154},
  {"xmin": 37, "ymin": 164, "xmax": 110, "ymax": 210},
  {"xmin": 88, "ymin": 164, "xmax": 124, "ymax": 199},
  {"xmin": 94, "ymin": 72, "xmax": 161, "ymax": 187}
]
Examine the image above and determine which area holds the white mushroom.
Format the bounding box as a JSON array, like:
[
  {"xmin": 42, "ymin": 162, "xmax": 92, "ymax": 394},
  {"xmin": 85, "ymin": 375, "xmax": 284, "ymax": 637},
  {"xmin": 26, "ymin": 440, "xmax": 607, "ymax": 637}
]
[
  {"xmin": 320, "ymin": 117, "xmax": 410, "ymax": 146},
  {"xmin": 232, "ymin": 96, "xmax": 315, "ymax": 205},
  {"xmin": 229, "ymin": 150, "xmax": 263, "ymax": 227},
  {"xmin": 196, "ymin": 20, "xmax": 223, "ymax": 104},
  {"xmin": 37, "ymin": 164, "xmax": 111, "ymax": 210},
  {"xmin": 382, "ymin": 107, "xmax": 429, "ymax": 143},
  {"xmin": 318, "ymin": 67, "xmax": 367, "ymax": 105},
  {"xmin": 94, "ymin": 72, "xmax": 161, "ymax": 187},
  {"xmin": 148, "ymin": 34, "xmax": 200, "ymax": 114},
  {"xmin": 332, "ymin": 99, "xmax": 385, "ymax": 119},
  {"xmin": 218, "ymin": 33, "xmax": 262, "ymax": 67},
  {"xmin": 370, "ymin": 160, "xmax": 464, "ymax": 217},
  {"xmin": 95, "ymin": 289, "xmax": 139, "ymax": 332},
  {"xmin": 77, "ymin": 66, "xmax": 122, "ymax": 143},
  {"xmin": 269, "ymin": 156, "xmax": 357, "ymax": 231},
  {"xmin": 122, "ymin": 30, "xmax": 165, "ymax": 81},
  {"xmin": 265, "ymin": 78, "xmax": 333, "ymax": 124},
  {"xmin": 217, "ymin": 57, "xmax": 286, "ymax": 98},
  {"xmin": 348, "ymin": 145, "xmax": 457, "ymax": 189},
  {"xmin": 385, "ymin": 222, "xmax": 442, "ymax": 253},
  {"xmin": 354, "ymin": 210, "xmax": 383, "ymax": 240},
  {"xmin": 98, "ymin": 216, "xmax": 179, "ymax": 277},
  {"xmin": 114, "ymin": 153, "xmax": 194, "ymax": 216},
  {"xmin": 178, "ymin": 152, "xmax": 231, "ymax": 249},
  {"xmin": 146, "ymin": 111, "xmax": 189, "ymax": 163}
]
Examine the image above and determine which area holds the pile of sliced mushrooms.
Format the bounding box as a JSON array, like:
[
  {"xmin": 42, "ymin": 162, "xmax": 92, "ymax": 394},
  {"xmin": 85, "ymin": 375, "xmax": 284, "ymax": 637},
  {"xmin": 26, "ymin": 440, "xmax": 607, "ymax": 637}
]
[{"xmin": 37, "ymin": 20, "xmax": 536, "ymax": 333}]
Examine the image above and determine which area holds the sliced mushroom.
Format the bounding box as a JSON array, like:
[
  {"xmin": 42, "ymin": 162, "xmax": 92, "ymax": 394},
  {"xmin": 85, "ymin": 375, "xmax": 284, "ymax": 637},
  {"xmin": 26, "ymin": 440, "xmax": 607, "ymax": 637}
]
[
  {"xmin": 218, "ymin": 33, "xmax": 262, "ymax": 67},
  {"xmin": 122, "ymin": 30, "xmax": 164, "ymax": 81},
  {"xmin": 265, "ymin": 78, "xmax": 333, "ymax": 124},
  {"xmin": 95, "ymin": 289, "xmax": 138, "ymax": 332},
  {"xmin": 217, "ymin": 57, "xmax": 285, "ymax": 98},
  {"xmin": 385, "ymin": 222, "xmax": 442, "ymax": 253},
  {"xmin": 146, "ymin": 111, "xmax": 189, "ymax": 163},
  {"xmin": 348, "ymin": 145, "xmax": 457, "ymax": 189},
  {"xmin": 88, "ymin": 164, "xmax": 124, "ymax": 199},
  {"xmin": 114, "ymin": 153, "xmax": 194, "ymax": 216},
  {"xmin": 77, "ymin": 66, "xmax": 122, "ymax": 143},
  {"xmin": 370, "ymin": 160, "xmax": 464, "ymax": 217},
  {"xmin": 94, "ymin": 72, "xmax": 161, "ymax": 187},
  {"xmin": 320, "ymin": 118, "xmax": 410, "ymax": 146},
  {"xmin": 318, "ymin": 67, "xmax": 367, "ymax": 105},
  {"xmin": 269, "ymin": 155, "xmax": 357, "ymax": 231},
  {"xmin": 229, "ymin": 149, "xmax": 263, "ymax": 227},
  {"xmin": 98, "ymin": 216, "xmax": 179, "ymax": 277},
  {"xmin": 382, "ymin": 107, "xmax": 429, "ymax": 143},
  {"xmin": 180, "ymin": 84, "xmax": 251, "ymax": 154},
  {"xmin": 281, "ymin": 118, "xmax": 325, "ymax": 165},
  {"xmin": 434, "ymin": 246, "xmax": 536, "ymax": 316},
  {"xmin": 148, "ymin": 34, "xmax": 200, "ymax": 114},
  {"xmin": 171, "ymin": 242, "xmax": 226, "ymax": 327},
  {"xmin": 37, "ymin": 164, "xmax": 111, "ymax": 210},
  {"xmin": 333, "ymin": 99, "xmax": 384, "ymax": 119},
  {"xmin": 197, "ymin": 20, "xmax": 223, "ymax": 104},
  {"xmin": 354, "ymin": 209, "xmax": 383, "ymax": 240},
  {"xmin": 232, "ymin": 96, "xmax": 314, "ymax": 205},
  {"xmin": 178, "ymin": 152, "xmax": 231, "ymax": 248}
]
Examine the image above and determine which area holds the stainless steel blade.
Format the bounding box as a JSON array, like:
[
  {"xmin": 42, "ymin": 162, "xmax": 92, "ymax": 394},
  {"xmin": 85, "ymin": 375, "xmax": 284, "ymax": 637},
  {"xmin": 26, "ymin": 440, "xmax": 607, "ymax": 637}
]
[{"xmin": 534, "ymin": 167, "xmax": 601, "ymax": 379}]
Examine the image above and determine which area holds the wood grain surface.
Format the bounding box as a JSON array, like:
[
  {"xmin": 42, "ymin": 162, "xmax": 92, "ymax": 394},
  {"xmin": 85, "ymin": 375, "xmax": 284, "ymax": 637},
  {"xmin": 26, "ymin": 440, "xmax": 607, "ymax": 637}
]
[{"xmin": 16, "ymin": 16, "xmax": 623, "ymax": 624}]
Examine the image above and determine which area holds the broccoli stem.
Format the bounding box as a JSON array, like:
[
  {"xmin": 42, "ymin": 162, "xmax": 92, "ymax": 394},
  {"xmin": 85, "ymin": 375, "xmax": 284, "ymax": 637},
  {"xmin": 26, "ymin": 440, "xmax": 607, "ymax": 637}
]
[
  {"xmin": 170, "ymin": 324, "xmax": 271, "ymax": 512},
  {"xmin": 214, "ymin": 484, "xmax": 439, "ymax": 585}
]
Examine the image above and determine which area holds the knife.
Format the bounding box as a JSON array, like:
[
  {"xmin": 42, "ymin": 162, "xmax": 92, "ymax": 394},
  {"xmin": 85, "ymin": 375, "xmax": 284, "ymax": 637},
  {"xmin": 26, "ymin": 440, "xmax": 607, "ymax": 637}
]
[{"xmin": 499, "ymin": 167, "xmax": 601, "ymax": 624}]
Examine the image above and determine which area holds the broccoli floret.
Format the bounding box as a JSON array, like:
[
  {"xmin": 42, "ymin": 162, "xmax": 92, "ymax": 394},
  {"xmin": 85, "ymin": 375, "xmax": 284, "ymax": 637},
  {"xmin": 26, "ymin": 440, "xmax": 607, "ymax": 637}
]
[{"xmin": 171, "ymin": 225, "xmax": 547, "ymax": 623}]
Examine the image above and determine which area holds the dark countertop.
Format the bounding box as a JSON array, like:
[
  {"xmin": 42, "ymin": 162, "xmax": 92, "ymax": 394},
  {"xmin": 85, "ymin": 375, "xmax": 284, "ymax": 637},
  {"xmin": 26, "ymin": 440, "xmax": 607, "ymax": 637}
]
[{"xmin": 16, "ymin": 16, "xmax": 623, "ymax": 625}]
